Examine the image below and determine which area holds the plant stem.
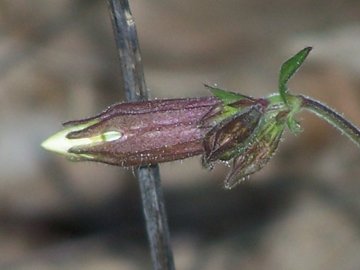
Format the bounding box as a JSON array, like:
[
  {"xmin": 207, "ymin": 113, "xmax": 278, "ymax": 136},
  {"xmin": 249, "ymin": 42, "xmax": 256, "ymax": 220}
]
[
  {"xmin": 299, "ymin": 95, "xmax": 360, "ymax": 148},
  {"xmin": 107, "ymin": 1, "xmax": 175, "ymax": 269}
]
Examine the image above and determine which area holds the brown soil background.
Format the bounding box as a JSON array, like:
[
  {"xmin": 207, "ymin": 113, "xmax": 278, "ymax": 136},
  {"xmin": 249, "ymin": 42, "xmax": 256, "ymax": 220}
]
[{"xmin": 1, "ymin": 1, "xmax": 360, "ymax": 269}]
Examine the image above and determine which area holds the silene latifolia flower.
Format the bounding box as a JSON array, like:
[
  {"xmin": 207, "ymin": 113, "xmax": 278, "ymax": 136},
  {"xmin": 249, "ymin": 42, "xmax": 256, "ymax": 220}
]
[{"xmin": 42, "ymin": 47, "xmax": 360, "ymax": 189}]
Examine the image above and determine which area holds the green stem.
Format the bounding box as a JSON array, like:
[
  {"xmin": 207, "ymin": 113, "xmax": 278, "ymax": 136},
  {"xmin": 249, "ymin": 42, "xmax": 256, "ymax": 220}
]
[{"xmin": 299, "ymin": 95, "xmax": 360, "ymax": 148}]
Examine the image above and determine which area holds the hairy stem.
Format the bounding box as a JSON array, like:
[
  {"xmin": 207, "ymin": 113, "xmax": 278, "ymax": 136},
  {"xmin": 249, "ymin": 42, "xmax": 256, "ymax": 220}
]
[{"xmin": 299, "ymin": 95, "xmax": 360, "ymax": 148}]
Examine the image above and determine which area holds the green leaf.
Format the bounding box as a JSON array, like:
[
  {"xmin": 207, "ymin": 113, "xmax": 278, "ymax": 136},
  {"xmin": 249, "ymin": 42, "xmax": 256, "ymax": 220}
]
[
  {"xmin": 279, "ymin": 47, "xmax": 312, "ymax": 103},
  {"xmin": 204, "ymin": 84, "xmax": 251, "ymax": 105}
]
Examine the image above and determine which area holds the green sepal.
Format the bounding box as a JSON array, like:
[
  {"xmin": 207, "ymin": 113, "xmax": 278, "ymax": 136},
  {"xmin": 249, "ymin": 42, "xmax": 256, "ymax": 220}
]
[
  {"xmin": 214, "ymin": 105, "xmax": 242, "ymax": 123},
  {"xmin": 287, "ymin": 117, "xmax": 303, "ymax": 134}
]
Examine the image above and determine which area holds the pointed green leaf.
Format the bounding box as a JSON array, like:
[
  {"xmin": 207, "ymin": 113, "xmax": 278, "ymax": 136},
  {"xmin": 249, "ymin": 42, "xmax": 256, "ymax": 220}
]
[{"xmin": 279, "ymin": 47, "xmax": 312, "ymax": 103}]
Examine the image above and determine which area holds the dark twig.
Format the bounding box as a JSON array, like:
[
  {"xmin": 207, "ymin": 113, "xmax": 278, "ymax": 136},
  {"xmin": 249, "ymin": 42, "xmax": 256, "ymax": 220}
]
[{"xmin": 106, "ymin": 1, "xmax": 175, "ymax": 269}]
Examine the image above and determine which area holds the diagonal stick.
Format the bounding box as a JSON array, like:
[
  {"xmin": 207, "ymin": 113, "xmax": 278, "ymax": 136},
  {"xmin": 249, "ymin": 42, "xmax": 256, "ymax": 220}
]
[{"xmin": 107, "ymin": 1, "xmax": 175, "ymax": 269}]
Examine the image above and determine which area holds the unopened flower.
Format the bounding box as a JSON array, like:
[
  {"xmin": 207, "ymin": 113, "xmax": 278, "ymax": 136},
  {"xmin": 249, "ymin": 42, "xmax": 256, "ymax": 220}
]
[
  {"xmin": 223, "ymin": 110, "xmax": 288, "ymax": 188},
  {"xmin": 42, "ymin": 47, "xmax": 360, "ymax": 188},
  {"xmin": 42, "ymin": 97, "xmax": 220, "ymax": 166},
  {"xmin": 202, "ymin": 104, "xmax": 264, "ymax": 165}
]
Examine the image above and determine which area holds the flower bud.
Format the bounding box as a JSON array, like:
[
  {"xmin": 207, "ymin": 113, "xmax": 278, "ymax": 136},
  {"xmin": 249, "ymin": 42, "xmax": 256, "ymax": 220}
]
[
  {"xmin": 41, "ymin": 47, "xmax": 360, "ymax": 188},
  {"xmin": 202, "ymin": 104, "xmax": 264, "ymax": 165},
  {"xmin": 224, "ymin": 111, "xmax": 288, "ymax": 189},
  {"xmin": 42, "ymin": 97, "xmax": 220, "ymax": 166}
]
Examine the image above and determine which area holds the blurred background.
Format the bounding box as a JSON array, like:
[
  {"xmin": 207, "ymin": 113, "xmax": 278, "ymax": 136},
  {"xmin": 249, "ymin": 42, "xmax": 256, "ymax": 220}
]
[{"xmin": 1, "ymin": 0, "xmax": 360, "ymax": 269}]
